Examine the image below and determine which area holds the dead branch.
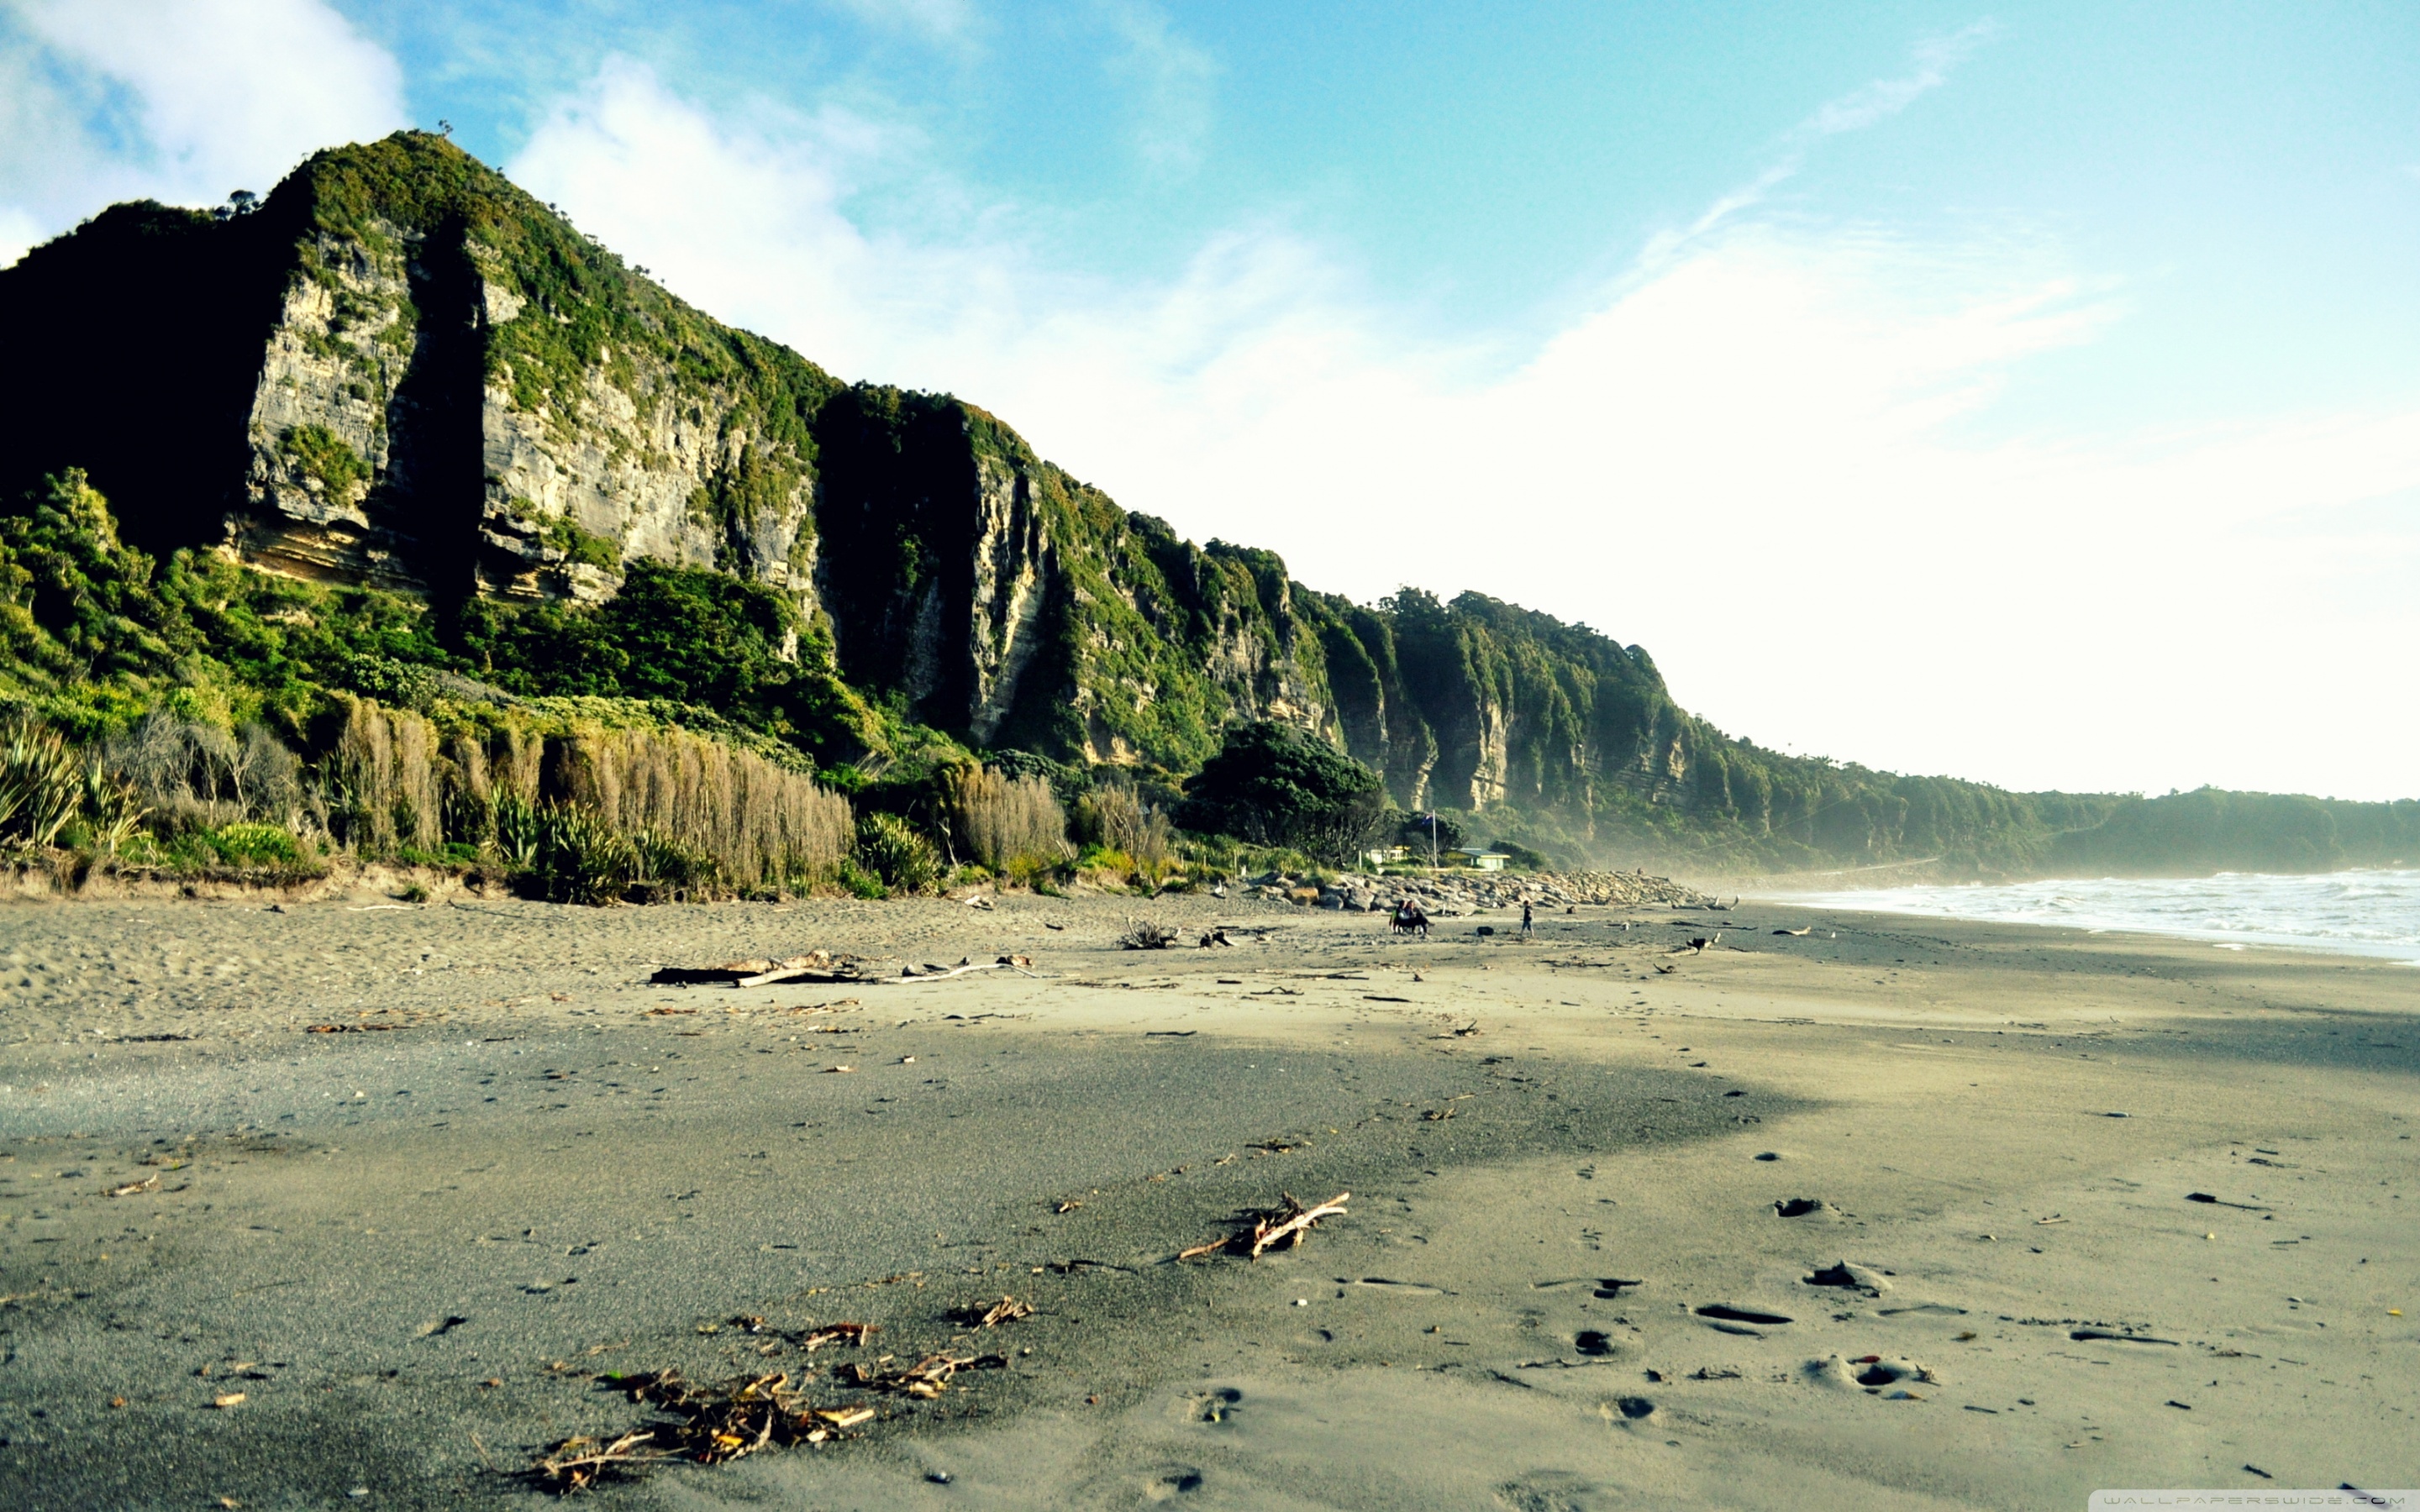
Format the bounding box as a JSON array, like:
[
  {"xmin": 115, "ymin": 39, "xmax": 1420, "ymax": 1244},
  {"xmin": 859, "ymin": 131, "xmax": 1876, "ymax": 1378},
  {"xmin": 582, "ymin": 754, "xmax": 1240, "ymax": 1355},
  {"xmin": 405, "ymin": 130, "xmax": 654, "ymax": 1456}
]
[
  {"xmin": 1249, "ymin": 1191, "xmax": 1350, "ymax": 1257},
  {"xmin": 950, "ymin": 1295, "xmax": 1034, "ymax": 1329},
  {"xmin": 1178, "ymin": 1191, "xmax": 1351, "ymax": 1261},
  {"xmin": 795, "ymin": 1321, "xmax": 875, "ymax": 1352},
  {"xmin": 838, "ymin": 1351, "xmax": 1007, "ymax": 1399},
  {"xmin": 1119, "ymin": 918, "xmax": 1179, "ymax": 950},
  {"xmin": 534, "ymin": 1428, "xmax": 672, "ymax": 1492},
  {"xmin": 535, "ymin": 1361, "xmax": 914, "ymax": 1491}
]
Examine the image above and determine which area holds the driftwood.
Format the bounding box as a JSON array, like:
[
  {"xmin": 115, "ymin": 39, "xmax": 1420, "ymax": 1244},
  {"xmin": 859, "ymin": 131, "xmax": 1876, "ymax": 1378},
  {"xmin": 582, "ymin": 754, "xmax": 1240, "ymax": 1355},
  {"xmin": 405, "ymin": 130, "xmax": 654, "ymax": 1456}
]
[
  {"xmin": 652, "ymin": 953, "xmax": 1034, "ymax": 990},
  {"xmin": 896, "ymin": 956, "xmax": 1024, "ymax": 982},
  {"xmin": 838, "ymin": 1350, "xmax": 1007, "ymax": 1399},
  {"xmin": 797, "ymin": 1322, "xmax": 876, "ymax": 1351},
  {"xmin": 534, "ymin": 1429, "xmax": 673, "ymax": 1491},
  {"xmin": 534, "ymin": 1370, "xmax": 867, "ymax": 1491},
  {"xmin": 1178, "ymin": 1191, "xmax": 1350, "ymax": 1261},
  {"xmin": 948, "ymin": 1295, "xmax": 1034, "ymax": 1329},
  {"xmin": 738, "ymin": 951, "xmax": 850, "ymax": 987},
  {"xmin": 1119, "ymin": 919, "xmax": 1180, "ymax": 950}
]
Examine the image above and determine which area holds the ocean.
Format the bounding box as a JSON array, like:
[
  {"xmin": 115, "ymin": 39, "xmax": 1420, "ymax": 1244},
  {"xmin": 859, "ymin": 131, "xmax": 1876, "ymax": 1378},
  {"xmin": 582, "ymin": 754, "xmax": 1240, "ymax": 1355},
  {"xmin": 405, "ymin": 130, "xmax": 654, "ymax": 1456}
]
[{"xmin": 1773, "ymin": 869, "xmax": 2420, "ymax": 965}]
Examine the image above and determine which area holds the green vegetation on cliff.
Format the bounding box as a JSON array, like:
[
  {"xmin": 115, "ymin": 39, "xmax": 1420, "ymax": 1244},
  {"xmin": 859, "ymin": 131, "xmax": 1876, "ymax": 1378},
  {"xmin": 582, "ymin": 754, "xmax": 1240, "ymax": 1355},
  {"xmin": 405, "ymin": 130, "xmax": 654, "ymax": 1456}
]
[{"xmin": 4, "ymin": 131, "xmax": 2412, "ymax": 886}]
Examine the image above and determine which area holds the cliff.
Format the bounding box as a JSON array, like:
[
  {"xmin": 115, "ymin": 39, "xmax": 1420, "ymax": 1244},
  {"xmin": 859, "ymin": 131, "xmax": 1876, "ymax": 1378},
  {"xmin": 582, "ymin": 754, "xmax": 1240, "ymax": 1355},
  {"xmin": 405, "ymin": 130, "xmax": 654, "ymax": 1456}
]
[{"xmin": 5, "ymin": 133, "xmax": 2414, "ymax": 878}]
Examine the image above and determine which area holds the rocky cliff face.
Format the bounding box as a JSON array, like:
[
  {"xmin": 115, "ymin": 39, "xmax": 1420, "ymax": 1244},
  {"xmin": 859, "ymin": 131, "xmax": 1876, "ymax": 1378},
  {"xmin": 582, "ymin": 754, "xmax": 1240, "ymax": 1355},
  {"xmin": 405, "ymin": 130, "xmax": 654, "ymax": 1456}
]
[{"xmin": 0, "ymin": 131, "xmax": 1838, "ymax": 851}]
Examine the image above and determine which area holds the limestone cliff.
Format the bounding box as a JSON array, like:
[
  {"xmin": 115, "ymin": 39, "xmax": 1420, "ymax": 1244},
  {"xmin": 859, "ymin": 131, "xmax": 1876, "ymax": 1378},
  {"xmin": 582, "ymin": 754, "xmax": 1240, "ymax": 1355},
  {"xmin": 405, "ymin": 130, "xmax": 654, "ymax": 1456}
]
[{"xmin": 0, "ymin": 131, "xmax": 2084, "ymax": 866}]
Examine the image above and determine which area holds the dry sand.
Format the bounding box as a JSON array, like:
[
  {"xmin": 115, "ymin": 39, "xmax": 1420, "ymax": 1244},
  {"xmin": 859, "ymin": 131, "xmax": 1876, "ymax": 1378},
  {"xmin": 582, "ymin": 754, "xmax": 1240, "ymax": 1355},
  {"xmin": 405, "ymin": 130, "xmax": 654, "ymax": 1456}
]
[{"xmin": 0, "ymin": 888, "xmax": 2411, "ymax": 1509}]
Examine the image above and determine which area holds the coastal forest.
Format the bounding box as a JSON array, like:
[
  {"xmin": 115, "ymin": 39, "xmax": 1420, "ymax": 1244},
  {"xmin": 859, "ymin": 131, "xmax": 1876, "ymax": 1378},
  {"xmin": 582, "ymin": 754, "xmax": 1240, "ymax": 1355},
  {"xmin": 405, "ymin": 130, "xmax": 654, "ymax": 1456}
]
[{"xmin": 2, "ymin": 132, "xmax": 2412, "ymax": 897}]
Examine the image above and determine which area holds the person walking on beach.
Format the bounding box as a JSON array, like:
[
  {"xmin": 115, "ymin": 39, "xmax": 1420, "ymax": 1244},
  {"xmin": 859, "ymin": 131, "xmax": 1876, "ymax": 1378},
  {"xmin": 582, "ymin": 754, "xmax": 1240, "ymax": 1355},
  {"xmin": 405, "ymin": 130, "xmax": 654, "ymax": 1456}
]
[
  {"xmin": 1520, "ymin": 900, "xmax": 1534, "ymax": 939},
  {"xmin": 1397, "ymin": 898, "xmax": 1429, "ymax": 939}
]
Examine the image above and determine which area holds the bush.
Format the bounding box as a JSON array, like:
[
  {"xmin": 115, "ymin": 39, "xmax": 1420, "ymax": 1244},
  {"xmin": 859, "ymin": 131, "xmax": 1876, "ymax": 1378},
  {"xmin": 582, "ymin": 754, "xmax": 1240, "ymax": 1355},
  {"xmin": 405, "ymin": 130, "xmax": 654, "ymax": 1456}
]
[
  {"xmin": 546, "ymin": 724, "xmax": 852, "ymax": 892},
  {"xmin": 854, "ymin": 811, "xmax": 938, "ymax": 894},
  {"xmin": 1176, "ymin": 721, "xmax": 1387, "ymax": 863},
  {"xmin": 0, "ymin": 720, "xmax": 87, "ymax": 848},
  {"xmin": 1397, "ymin": 811, "xmax": 1465, "ymax": 855},
  {"xmin": 949, "ymin": 765, "xmax": 1071, "ymax": 873},
  {"xmin": 522, "ymin": 803, "xmax": 637, "ymax": 906},
  {"xmin": 629, "ymin": 828, "xmax": 719, "ymax": 900},
  {"xmin": 108, "ymin": 713, "xmax": 308, "ymax": 832},
  {"xmin": 210, "ymin": 822, "xmax": 302, "ymax": 866},
  {"xmin": 280, "ymin": 424, "xmax": 367, "ymax": 498},
  {"xmin": 1075, "ymin": 782, "xmax": 1173, "ymax": 875},
  {"xmin": 1490, "ymin": 839, "xmax": 1552, "ymax": 870}
]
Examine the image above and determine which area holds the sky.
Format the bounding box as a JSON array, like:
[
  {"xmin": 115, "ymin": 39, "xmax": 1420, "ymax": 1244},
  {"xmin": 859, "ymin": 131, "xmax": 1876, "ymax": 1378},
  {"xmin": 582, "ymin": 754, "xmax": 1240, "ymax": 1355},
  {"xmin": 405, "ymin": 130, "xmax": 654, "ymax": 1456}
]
[{"xmin": 3, "ymin": 1, "xmax": 2417, "ymax": 802}]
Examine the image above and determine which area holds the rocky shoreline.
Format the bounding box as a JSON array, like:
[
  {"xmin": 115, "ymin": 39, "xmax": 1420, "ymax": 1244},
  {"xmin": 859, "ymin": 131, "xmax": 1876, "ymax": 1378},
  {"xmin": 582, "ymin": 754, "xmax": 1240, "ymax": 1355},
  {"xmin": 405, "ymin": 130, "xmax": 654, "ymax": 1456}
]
[{"xmin": 1244, "ymin": 868, "xmax": 1719, "ymax": 916}]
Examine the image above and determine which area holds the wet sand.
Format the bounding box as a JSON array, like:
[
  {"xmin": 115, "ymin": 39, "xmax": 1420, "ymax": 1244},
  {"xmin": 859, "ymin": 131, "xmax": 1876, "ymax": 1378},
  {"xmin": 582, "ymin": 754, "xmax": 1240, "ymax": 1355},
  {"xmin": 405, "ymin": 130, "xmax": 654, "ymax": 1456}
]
[{"xmin": 0, "ymin": 891, "xmax": 2412, "ymax": 1509}]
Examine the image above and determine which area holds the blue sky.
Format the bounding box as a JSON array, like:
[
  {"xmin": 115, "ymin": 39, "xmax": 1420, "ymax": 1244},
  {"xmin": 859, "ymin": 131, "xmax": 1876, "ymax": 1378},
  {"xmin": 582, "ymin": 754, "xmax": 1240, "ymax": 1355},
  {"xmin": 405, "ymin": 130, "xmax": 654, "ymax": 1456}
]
[
  {"xmin": 356, "ymin": 0, "xmax": 2420, "ymax": 432},
  {"xmin": 4, "ymin": 1, "xmax": 2418, "ymax": 800}
]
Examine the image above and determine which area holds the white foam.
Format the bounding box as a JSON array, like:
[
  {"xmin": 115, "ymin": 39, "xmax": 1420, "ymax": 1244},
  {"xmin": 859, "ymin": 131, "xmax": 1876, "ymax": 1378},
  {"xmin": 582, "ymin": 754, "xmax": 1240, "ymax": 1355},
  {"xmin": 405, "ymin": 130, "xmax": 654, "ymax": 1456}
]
[{"xmin": 1771, "ymin": 869, "xmax": 2420, "ymax": 965}]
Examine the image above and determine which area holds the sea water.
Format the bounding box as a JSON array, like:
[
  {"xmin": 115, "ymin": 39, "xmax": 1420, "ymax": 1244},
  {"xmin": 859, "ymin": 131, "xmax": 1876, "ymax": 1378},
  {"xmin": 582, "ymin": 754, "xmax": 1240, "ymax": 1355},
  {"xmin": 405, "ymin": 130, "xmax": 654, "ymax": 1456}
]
[{"xmin": 1776, "ymin": 869, "xmax": 2420, "ymax": 965}]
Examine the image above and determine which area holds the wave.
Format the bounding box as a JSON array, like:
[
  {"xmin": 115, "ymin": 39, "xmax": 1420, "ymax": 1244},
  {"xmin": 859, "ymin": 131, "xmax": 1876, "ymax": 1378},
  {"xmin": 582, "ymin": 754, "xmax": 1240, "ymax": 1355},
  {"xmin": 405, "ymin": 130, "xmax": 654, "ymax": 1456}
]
[{"xmin": 1770, "ymin": 869, "xmax": 2420, "ymax": 964}]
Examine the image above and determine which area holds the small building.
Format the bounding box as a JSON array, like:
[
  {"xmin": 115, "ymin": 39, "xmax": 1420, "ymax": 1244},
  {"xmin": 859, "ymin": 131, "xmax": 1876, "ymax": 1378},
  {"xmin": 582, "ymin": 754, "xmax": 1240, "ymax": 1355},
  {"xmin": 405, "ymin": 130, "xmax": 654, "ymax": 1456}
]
[
  {"xmin": 1454, "ymin": 848, "xmax": 1510, "ymax": 871},
  {"xmin": 1362, "ymin": 844, "xmax": 1413, "ymax": 868}
]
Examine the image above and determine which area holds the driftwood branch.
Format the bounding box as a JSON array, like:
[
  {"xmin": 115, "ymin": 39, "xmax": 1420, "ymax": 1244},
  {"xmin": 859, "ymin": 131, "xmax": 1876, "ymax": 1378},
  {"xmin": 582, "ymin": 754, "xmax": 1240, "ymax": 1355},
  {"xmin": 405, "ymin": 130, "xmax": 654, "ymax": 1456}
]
[
  {"xmin": 1179, "ymin": 1191, "xmax": 1351, "ymax": 1261},
  {"xmin": 654, "ymin": 953, "xmax": 1038, "ymax": 990}
]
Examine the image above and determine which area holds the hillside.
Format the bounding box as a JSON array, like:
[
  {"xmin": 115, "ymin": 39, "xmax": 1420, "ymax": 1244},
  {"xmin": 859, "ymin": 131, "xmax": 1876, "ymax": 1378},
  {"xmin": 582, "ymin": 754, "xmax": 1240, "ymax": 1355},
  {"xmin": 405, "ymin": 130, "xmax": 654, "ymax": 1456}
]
[{"xmin": 3, "ymin": 131, "xmax": 2413, "ymax": 881}]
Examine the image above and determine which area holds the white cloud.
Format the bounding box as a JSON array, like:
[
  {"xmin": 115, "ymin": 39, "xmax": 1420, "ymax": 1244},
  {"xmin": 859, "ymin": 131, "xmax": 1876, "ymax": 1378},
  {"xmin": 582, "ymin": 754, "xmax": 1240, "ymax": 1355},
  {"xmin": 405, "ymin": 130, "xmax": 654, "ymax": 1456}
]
[
  {"xmin": 823, "ymin": 0, "xmax": 980, "ymax": 50},
  {"xmin": 1802, "ymin": 22, "xmax": 1996, "ymax": 140},
  {"xmin": 1093, "ymin": 0, "xmax": 1216, "ymax": 175},
  {"xmin": 1665, "ymin": 24, "xmax": 1998, "ymax": 252},
  {"xmin": 0, "ymin": 0, "xmax": 406, "ymax": 261},
  {"xmin": 510, "ymin": 57, "xmax": 2420, "ymax": 802}
]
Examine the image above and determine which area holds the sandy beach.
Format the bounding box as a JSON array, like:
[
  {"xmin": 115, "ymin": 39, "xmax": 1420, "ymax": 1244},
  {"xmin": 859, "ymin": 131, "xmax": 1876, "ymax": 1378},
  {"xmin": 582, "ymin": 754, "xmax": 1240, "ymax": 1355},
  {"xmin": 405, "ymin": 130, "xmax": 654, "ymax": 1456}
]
[{"xmin": 0, "ymin": 888, "xmax": 2411, "ymax": 1509}]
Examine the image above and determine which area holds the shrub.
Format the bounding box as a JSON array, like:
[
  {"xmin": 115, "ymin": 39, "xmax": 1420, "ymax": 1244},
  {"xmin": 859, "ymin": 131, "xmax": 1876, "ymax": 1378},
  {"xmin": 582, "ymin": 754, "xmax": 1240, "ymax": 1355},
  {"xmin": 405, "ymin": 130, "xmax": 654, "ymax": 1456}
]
[
  {"xmin": 76, "ymin": 757, "xmax": 147, "ymax": 853},
  {"xmin": 210, "ymin": 822, "xmax": 302, "ymax": 866},
  {"xmin": 1076, "ymin": 783, "xmax": 1172, "ymax": 875},
  {"xmin": 629, "ymin": 828, "xmax": 719, "ymax": 900},
  {"xmin": 324, "ymin": 696, "xmax": 441, "ymax": 853},
  {"xmin": 108, "ymin": 712, "xmax": 305, "ymax": 831},
  {"xmin": 492, "ymin": 791, "xmax": 543, "ymax": 869},
  {"xmin": 280, "ymin": 424, "xmax": 368, "ymax": 498},
  {"xmin": 0, "ymin": 720, "xmax": 85, "ymax": 848},
  {"xmin": 854, "ymin": 811, "xmax": 938, "ymax": 894},
  {"xmin": 1490, "ymin": 839, "xmax": 1552, "ymax": 871},
  {"xmin": 950, "ymin": 766, "xmax": 1071, "ymax": 873},
  {"xmin": 523, "ymin": 803, "xmax": 637, "ymax": 906},
  {"xmin": 1176, "ymin": 721, "xmax": 1387, "ymax": 863},
  {"xmin": 549, "ymin": 724, "xmax": 851, "ymax": 892},
  {"xmin": 547, "ymin": 517, "xmax": 623, "ymax": 570}
]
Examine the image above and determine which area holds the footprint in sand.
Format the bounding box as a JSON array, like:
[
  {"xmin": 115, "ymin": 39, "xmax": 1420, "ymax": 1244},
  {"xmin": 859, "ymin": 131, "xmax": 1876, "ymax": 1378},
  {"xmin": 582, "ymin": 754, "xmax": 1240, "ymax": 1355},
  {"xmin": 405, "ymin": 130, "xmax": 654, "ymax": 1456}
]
[
  {"xmin": 1495, "ymin": 1469, "xmax": 1607, "ymax": 1511},
  {"xmin": 1573, "ymin": 1330, "xmax": 1615, "ymax": 1357},
  {"xmin": 1527, "ymin": 1278, "xmax": 1641, "ymax": 1299},
  {"xmin": 1192, "ymin": 1386, "xmax": 1243, "ymax": 1424},
  {"xmin": 1144, "ymin": 1465, "xmax": 1206, "ymax": 1499},
  {"xmin": 1803, "ymin": 1261, "xmax": 1892, "ymax": 1296},
  {"xmin": 1802, "ymin": 1354, "xmax": 1934, "ymax": 1394},
  {"xmin": 1696, "ymin": 1303, "xmax": 1793, "ymax": 1336},
  {"xmin": 1697, "ymin": 1304, "xmax": 1793, "ymax": 1325}
]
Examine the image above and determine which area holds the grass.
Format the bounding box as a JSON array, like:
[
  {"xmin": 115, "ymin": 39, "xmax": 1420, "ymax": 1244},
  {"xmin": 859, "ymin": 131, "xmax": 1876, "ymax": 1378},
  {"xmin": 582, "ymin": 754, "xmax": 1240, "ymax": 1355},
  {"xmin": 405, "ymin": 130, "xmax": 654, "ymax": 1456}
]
[
  {"xmin": 950, "ymin": 766, "xmax": 1071, "ymax": 874},
  {"xmin": 3, "ymin": 698, "xmax": 855, "ymax": 903}
]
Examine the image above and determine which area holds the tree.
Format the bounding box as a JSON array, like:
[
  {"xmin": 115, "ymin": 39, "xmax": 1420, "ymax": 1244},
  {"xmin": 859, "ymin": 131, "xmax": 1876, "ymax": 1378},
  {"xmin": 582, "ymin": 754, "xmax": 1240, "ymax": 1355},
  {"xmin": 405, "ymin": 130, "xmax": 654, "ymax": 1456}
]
[{"xmin": 1176, "ymin": 721, "xmax": 1387, "ymax": 862}]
